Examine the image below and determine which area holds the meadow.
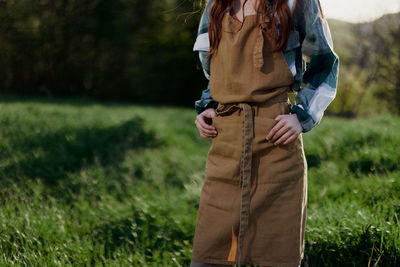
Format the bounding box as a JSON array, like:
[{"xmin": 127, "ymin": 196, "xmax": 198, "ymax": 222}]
[{"xmin": 0, "ymin": 95, "xmax": 399, "ymax": 266}]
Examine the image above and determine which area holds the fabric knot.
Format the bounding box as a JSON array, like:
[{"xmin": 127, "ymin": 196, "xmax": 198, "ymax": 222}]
[
  {"xmin": 259, "ymin": 16, "xmax": 272, "ymax": 30},
  {"xmin": 259, "ymin": 22, "xmax": 268, "ymax": 31}
]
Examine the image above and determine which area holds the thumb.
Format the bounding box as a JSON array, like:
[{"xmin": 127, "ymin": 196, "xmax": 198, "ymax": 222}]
[
  {"xmin": 206, "ymin": 109, "xmax": 217, "ymax": 118},
  {"xmin": 210, "ymin": 109, "xmax": 217, "ymax": 117}
]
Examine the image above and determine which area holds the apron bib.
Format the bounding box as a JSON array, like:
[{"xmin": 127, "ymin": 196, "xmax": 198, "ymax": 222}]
[{"xmin": 191, "ymin": 11, "xmax": 308, "ymax": 267}]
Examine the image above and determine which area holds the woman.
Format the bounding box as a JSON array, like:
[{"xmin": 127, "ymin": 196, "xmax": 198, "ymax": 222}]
[{"xmin": 191, "ymin": 0, "xmax": 339, "ymax": 266}]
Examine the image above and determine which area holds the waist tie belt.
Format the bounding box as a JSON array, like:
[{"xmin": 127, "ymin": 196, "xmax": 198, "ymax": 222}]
[
  {"xmin": 215, "ymin": 93, "xmax": 290, "ymax": 266},
  {"xmin": 215, "ymin": 103, "xmax": 254, "ymax": 267}
]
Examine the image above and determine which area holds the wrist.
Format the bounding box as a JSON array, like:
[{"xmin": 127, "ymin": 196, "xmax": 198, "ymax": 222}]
[
  {"xmin": 289, "ymin": 113, "xmax": 304, "ymax": 133},
  {"xmin": 289, "ymin": 105, "xmax": 314, "ymax": 133},
  {"xmin": 205, "ymin": 101, "xmax": 219, "ymax": 110}
]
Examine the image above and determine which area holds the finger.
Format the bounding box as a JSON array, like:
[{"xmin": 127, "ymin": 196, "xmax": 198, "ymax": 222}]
[
  {"xmin": 200, "ymin": 113, "xmax": 217, "ymax": 131},
  {"xmin": 194, "ymin": 119, "xmax": 202, "ymax": 131},
  {"xmin": 198, "ymin": 127, "xmax": 211, "ymax": 138},
  {"xmin": 266, "ymin": 120, "xmax": 285, "ymax": 141},
  {"xmin": 196, "ymin": 118, "xmax": 217, "ymax": 135},
  {"xmin": 197, "ymin": 115, "xmax": 217, "ymax": 131},
  {"xmin": 201, "ymin": 128, "xmax": 217, "ymax": 138},
  {"xmin": 200, "ymin": 132, "xmax": 209, "ymax": 139},
  {"xmin": 274, "ymin": 130, "xmax": 295, "ymax": 145},
  {"xmin": 195, "ymin": 120, "xmax": 210, "ymax": 136},
  {"xmin": 282, "ymin": 134, "xmax": 298, "ymax": 145},
  {"xmin": 196, "ymin": 120, "xmax": 217, "ymax": 138},
  {"xmin": 200, "ymin": 129, "xmax": 216, "ymax": 138},
  {"xmin": 200, "ymin": 132, "xmax": 211, "ymax": 139},
  {"xmin": 208, "ymin": 109, "xmax": 217, "ymax": 117},
  {"xmin": 271, "ymin": 124, "xmax": 291, "ymax": 142}
]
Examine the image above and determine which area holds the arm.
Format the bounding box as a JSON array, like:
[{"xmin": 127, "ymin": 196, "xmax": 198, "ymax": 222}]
[
  {"xmin": 290, "ymin": 0, "xmax": 340, "ymax": 132},
  {"xmin": 194, "ymin": 81, "xmax": 219, "ymax": 114},
  {"xmin": 193, "ymin": 0, "xmax": 219, "ymax": 114}
]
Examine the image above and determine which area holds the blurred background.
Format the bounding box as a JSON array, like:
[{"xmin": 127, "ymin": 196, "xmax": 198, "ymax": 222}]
[
  {"xmin": 0, "ymin": 0, "xmax": 399, "ymax": 266},
  {"xmin": 0, "ymin": 0, "xmax": 205, "ymax": 105},
  {"xmin": 0, "ymin": 0, "xmax": 399, "ymax": 116}
]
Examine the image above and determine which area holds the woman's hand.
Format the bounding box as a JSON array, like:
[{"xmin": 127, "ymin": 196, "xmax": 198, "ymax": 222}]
[
  {"xmin": 266, "ymin": 114, "xmax": 303, "ymax": 145},
  {"xmin": 195, "ymin": 108, "xmax": 218, "ymax": 138}
]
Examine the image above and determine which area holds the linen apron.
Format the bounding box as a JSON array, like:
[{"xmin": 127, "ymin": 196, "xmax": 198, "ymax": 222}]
[{"xmin": 191, "ymin": 12, "xmax": 308, "ymax": 267}]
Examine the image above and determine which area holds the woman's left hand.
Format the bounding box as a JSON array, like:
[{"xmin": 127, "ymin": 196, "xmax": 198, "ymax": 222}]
[{"xmin": 266, "ymin": 114, "xmax": 303, "ymax": 145}]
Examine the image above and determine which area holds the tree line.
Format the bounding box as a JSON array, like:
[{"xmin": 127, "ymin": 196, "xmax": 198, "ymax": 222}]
[
  {"xmin": 0, "ymin": 0, "xmax": 398, "ymax": 115},
  {"xmin": 0, "ymin": 0, "xmax": 207, "ymax": 107}
]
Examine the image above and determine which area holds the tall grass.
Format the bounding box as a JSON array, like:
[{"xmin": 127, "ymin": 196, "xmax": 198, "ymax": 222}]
[{"xmin": 0, "ymin": 95, "xmax": 399, "ymax": 266}]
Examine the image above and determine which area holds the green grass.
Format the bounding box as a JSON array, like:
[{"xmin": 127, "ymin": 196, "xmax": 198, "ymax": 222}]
[{"xmin": 0, "ymin": 94, "xmax": 399, "ymax": 266}]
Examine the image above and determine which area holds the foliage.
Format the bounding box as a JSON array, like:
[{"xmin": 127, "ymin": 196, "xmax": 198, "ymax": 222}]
[
  {"xmin": 0, "ymin": 0, "xmax": 206, "ymax": 105},
  {"xmin": 372, "ymin": 18, "xmax": 400, "ymax": 113},
  {"xmin": 328, "ymin": 13, "xmax": 400, "ymax": 117},
  {"xmin": 0, "ymin": 95, "xmax": 399, "ymax": 266},
  {"xmin": 0, "ymin": 0, "xmax": 399, "ymax": 116}
]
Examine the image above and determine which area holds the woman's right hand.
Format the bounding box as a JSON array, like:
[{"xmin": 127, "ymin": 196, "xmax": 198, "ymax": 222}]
[{"xmin": 195, "ymin": 108, "xmax": 218, "ymax": 138}]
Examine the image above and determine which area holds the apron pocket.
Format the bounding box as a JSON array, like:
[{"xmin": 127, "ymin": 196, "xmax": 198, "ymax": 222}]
[
  {"xmin": 253, "ymin": 116, "xmax": 303, "ymax": 184},
  {"xmin": 205, "ymin": 115, "xmax": 242, "ymax": 184},
  {"xmin": 254, "ymin": 116, "xmax": 299, "ymax": 152}
]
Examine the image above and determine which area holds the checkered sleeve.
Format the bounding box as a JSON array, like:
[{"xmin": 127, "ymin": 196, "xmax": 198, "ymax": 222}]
[
  {"xmin": 289, "ymin": 0, "xmax": 340, "ymax": 132},
  {"xmin": 193, "ymin": 0, "xmax": 219, "ymax": 114}
]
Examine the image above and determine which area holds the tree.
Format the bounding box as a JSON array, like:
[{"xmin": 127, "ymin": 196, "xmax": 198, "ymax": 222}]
[{"xmin": 372, "ymin": 17, "xmax": 400, "ymax": 113}]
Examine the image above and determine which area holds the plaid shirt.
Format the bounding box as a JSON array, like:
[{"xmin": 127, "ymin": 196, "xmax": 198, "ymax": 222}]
[{"xmin": 193, "ymin": 0, "xmax": 340, "ymax": 133}]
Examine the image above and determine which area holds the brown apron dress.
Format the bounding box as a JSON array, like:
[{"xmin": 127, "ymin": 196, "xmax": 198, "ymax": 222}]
[{"xmin": 191, "ymin": 12, "xmax": 308, "ymax": 267}]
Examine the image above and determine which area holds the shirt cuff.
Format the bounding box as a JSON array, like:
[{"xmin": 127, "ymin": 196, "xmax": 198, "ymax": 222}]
[
  {"xmin": 289, "ymin": 104, "xmax": 314, "ymax": 133},
  {"xmin": 194, "ymin": 99, "xmax": 219, "ymax": 114}
]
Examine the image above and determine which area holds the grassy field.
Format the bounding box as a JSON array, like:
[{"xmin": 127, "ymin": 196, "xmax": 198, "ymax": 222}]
[{"xmin": 0, "ymin": 95, "xmax": 399, "ymax": 266}]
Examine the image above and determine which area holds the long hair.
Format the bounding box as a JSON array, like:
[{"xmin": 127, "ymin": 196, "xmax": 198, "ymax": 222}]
[{"xmin": 208, "ymin": 0, "xmax": 299, "ymax": 61}]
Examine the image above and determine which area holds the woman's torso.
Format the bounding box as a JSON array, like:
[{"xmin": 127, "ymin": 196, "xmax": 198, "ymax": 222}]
[{"xmin": 209, "ymin": 5, "xmax": 295, "ymax": 104}]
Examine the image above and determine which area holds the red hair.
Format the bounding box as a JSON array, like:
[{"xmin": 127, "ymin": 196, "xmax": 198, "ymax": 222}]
[{"xmin": 208, "ymin": 0, "xmax": 299, "ymax": 61}]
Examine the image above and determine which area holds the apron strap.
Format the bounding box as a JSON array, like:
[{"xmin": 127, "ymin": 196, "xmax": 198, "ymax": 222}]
[
  {"xmin": 237, "ymin": 103, "xmax": 254, "ymax": 266},
  {"xmin": 253, "ymin": 16, "xmax": 272, "ymax": 70}
]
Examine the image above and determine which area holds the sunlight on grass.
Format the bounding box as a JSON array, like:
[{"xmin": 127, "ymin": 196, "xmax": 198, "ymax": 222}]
[{"xmin": 0, "ymin": 96, "xmax": 399, "ymax": 266}]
